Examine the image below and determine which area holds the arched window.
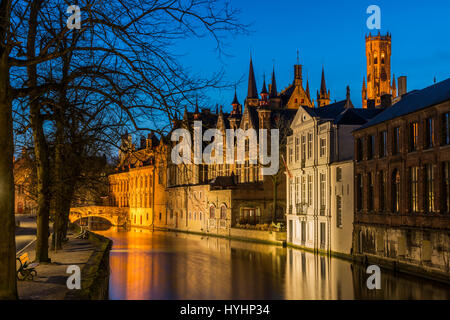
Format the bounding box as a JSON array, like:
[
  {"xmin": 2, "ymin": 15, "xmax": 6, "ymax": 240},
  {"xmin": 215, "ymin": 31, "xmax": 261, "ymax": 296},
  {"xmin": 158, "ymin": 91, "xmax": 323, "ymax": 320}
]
[
  {"xmin": 210, "ymin": 206, "xmax": 215, "ymax": 219},
  {"xmin": 220, "ymin": 206, "xmax": 227, "ymax": 219},
  {"xmin": 381, "ymin": 52, "xmax": 385, "ymax": 64},
  {"xmin": 374, "ymin": 52, "xmax": 378, "ymax": 65},
  {"xmin": 199, "ymin": 212, "xmax": 202, "ymax": 220},
  {"xmin": 392, "ymin": 170, "xmax": 400, "ymax": 213}
]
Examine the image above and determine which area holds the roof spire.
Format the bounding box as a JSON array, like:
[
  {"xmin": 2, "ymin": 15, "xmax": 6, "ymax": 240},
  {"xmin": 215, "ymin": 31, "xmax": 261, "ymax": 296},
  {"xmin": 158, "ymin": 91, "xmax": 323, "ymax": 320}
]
[
  {"xmin": 320, "ymin": 65, "xmax": 327, "ymax": 95},
  {"xmin": 306, "ymin": 78, "xmax": 310, "ymax": 100},
  {"xmin": 247, "ymin": 56, "xmax": 258, "ymax": 99},
  {"xmin": 269, "ymin": 65, "xmax": 277, "ymax": 98},
  {"xmin": 261, "ymin": 73, "xmax": 268, "ymax": 94},
  {"xmin": 232, "ymin": 85, "xmax": 239, "ymax": 106},
  {"xmin": 195, "ymin": 96, "xmax": 199, "ymax": 113},
  {"xmin": 345, "ymin": 85, "xmax": 353, "ymax": 108}
]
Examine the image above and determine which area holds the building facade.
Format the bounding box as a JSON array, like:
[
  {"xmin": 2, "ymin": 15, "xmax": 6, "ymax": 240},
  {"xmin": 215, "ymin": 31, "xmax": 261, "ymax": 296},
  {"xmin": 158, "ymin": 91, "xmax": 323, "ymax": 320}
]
[
  {"xmin": 163, "ymin": 56, "xmax": 329, "ymax": 236},
  {"xmin": 109, "ymin": 133, "xmax": 168, "ymax": 228},
  {"xmin": 353, "ymin": 78, "xmax": 450, "ymax": 280},
  {"xmin": 286, "ymin": 89, "xmax": 382, "ymax": 255},
  {"xmin": 14, "ymin": 149, "xmax": 38, "ymax": 215}
]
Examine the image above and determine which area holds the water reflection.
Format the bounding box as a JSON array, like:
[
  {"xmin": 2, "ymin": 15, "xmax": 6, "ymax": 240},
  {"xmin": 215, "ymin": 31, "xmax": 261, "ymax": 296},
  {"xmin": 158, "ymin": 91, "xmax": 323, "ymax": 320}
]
[{"xmin": 95, "ymin": 227, "xmax": 450, "ymax": 300}]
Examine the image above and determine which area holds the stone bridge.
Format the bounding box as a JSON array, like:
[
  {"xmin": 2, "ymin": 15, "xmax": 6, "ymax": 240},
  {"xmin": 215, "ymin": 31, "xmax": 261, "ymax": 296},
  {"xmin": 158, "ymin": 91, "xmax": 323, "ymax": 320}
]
[{"xmin": 69, "ymin": 206, "xmax": 129, "ymax": 226}]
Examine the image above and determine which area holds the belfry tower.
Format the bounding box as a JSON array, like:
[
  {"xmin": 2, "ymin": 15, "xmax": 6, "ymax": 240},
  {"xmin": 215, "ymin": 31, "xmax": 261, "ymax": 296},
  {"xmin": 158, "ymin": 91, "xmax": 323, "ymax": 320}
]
[{"xmin": 363, "ymin": 32, "xmax": 394, "ymax": 108}]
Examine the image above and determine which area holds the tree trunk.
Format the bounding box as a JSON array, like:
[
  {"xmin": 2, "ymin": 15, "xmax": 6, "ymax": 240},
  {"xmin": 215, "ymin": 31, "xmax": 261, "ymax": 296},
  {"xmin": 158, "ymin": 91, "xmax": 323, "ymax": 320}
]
[
  {"xmin": 0, "ymin": 0, "xmax": 18, "ymax": 297},
  {"xmin": 28, "ymin": 0, "xmax": 50, "ymax": 262},
  {"xmin": 30, "ymin": 107, "xmax": 51, "ymax": 262},
  {"xmin": 52, "ymin": 107, "xmax": 65, "ymax": 250}
]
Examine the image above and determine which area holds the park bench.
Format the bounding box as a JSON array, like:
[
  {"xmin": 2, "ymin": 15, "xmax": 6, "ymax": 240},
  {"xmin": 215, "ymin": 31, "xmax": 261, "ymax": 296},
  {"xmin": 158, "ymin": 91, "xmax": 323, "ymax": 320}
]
[
  {"xmin": 16, "ymin": 252, "xmax": 39, "ymax": 281},
  {"xmin": 75, "ymin": 227, "xmax": 89, "ymax": 240}
]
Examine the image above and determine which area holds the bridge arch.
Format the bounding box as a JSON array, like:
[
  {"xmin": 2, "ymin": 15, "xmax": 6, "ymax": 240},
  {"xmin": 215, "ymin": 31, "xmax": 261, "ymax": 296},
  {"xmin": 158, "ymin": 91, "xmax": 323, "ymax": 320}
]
[{"xmin": 69, "ymin": 206, "xmax": 129, "ymax": 226}]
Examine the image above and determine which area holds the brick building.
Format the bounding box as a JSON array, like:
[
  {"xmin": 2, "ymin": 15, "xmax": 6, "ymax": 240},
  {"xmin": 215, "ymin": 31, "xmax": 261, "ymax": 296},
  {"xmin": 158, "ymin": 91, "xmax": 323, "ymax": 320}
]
[{"xmin": 353, "ymin": 78, "xmax": 450, "ymax": 280}]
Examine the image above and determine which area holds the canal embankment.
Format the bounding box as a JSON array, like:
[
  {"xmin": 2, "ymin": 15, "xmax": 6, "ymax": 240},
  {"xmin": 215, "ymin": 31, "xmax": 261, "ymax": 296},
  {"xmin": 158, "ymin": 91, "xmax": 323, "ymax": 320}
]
[
  {"xmin": 145, "ymin": 224, "xmax": 287, "ymax": 246},
  {"xmin": 17, "ymin": 226, "xmax": 112, "ymax": 300}
]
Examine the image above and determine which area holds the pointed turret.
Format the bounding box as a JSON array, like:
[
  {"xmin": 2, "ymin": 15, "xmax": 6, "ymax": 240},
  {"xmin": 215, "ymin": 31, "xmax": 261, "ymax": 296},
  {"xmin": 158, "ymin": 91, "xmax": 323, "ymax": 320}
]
[
  {"xmin": 320, "ymin": 66, "xmax": 327, "ymax": 95},
  {"xmin": 193, "ymin": 97, "xmax": 200, "ymax": 120},
  {"xmin": 230, "ymin": 88, "xmax": 241, "ymax": 117},
  {"xmin": 269, "ymin": 67, "xmax": 277, "ymax": 98},
  {"xmin": 316, "ymin": 66, "xmax": 331, "ymax": 107},
  {"xmin": 260, "ymin": 74, "xmax": 269, "ymax": 106},
  {"xmin": 344, "ymin": 85, "xmax": 354, "ymax": 109},
  {"xmin": 391, "ymin": 74, "xmax": 397, "ymax": 98},
  {"xmin": 247, "ymin": 57, "xmax": 258, "ymax": 99},
  {"xmin": 261, "ymin": 75, "xmax": 268, "ymax": 95},
  {"xmin": 306, "ymin": 78, "xmax": 311, "ymax": 100}
]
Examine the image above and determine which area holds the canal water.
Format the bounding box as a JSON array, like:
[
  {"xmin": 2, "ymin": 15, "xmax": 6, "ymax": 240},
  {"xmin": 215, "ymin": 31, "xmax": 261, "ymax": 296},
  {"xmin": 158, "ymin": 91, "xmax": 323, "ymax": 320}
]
[{"xmin": 95, "ymin": 227, "xmax": 450, "ymax": 300}]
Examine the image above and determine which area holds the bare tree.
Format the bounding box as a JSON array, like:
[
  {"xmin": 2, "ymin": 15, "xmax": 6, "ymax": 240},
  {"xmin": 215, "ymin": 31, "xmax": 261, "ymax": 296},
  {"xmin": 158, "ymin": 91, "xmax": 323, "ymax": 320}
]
[{"xmin": 1, "ymin": 0, "xmax": 246, "ymax": 296}]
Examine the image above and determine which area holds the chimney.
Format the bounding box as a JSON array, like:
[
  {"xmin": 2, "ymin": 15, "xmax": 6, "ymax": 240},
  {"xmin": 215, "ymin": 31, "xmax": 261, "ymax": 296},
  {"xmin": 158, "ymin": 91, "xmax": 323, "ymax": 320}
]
[
  {"xmin": 367, "ymin": 99, "xmax": 376, "ymax": 109},
  {"xmin": 398, "ymin": 76, "xmax": 407, "ymax": 96},
  {"xmin": 380, "ymin": 94, "xmax": 392, "ymax": 108}
]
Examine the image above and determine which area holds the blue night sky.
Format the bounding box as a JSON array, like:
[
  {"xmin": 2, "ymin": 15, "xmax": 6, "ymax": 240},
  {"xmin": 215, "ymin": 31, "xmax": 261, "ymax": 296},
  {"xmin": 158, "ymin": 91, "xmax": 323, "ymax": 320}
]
[{"xmin": 175, "ymin": 0, "xmax": 450, "ymax": 112}]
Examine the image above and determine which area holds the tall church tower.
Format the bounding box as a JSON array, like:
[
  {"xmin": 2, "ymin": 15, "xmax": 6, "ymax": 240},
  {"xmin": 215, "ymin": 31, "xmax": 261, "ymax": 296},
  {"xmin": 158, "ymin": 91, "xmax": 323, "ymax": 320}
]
[{"xmin": 363, "ymin": 32, "xmax": 393, "ymax": 108}]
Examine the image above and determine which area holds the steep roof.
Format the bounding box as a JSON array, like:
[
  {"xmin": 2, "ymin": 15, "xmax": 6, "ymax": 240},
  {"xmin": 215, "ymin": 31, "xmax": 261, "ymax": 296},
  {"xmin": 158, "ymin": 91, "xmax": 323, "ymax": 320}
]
[
  {"xmin": 247, "ymin": 58, "xmax": 258, "ymax": 99},
  {"xmin": 301, "ymin": 99, "xmax": 382, "ymax": 125},
  {"xmin": 356, "ymin": 78, "xmax": 450, "ymax": 131},
  {"xmin": 320, "ymin": 66, "xmax": 327, "ymax": 95}
]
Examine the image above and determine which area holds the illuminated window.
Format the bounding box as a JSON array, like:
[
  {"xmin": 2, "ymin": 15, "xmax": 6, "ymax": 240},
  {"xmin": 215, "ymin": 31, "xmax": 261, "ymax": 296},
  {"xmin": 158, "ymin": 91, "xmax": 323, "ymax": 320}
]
[
  {"xmin": 320, "ymin": 138, "xmax": 326, "ymax": 157},
  {"xmin": 301, "ymin": 176, "xmax": 306, "ymax": 204},
  {"xmin": 295, "ymin": 137, "xmax": 300, "ymax": 162},
  {"xmin": 410, "ymin": 166, "xmax": 419, "ymax": 213},
  {"xmin": 301, "ymin": 135, "xmax": 306, "ymax": 161},
  {"xmin": 308, "ymin": 175, "xmax": 312, "ymax": 205},
  {"xmin": 320, "ymin": 173, "xmax": 326, "ymax": 215},
  {"xmin": 307, "ymin": 133, "xmax": 312, "ymax": 158},
  {"xmin": 288, "ymin": 147, "xmax": 293, "ymax": 164},
  {"xmin": 381, "ymin": 52, "xmax": 385, "ymax": 64},
  {"xmin": 425, "ymin": 164, "xmax": 435, "ymax": 213},
  {"xmin": 392, "ymin": 170, "xmax": 400, "ymax": 213},
  {"xmin": 220, "ymin": 206, "xmax": 227, "ymax": 219},
  {"xmin": 409, "ymin": 122, "xmax": 419, "ymax": 152}
]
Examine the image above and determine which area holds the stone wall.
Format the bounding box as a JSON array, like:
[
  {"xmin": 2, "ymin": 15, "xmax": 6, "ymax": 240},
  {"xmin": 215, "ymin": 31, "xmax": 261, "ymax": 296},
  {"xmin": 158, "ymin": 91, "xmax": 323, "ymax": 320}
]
[
  {"xmin": 66, "ymin": 232, "xmax": 112, "ymax": 300},
  {"xmin": 353, "ymin": 224, "xmax": 450, "ymax": 283},
  {"xmin": 230, "ymin": 227, "xmax": 286, "ymax": 245}
]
